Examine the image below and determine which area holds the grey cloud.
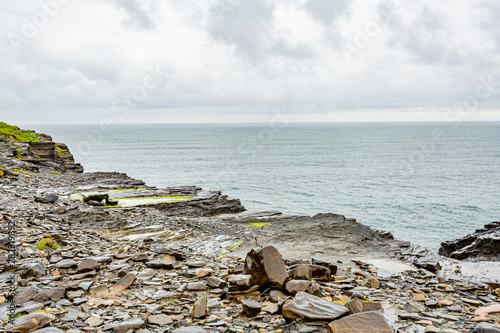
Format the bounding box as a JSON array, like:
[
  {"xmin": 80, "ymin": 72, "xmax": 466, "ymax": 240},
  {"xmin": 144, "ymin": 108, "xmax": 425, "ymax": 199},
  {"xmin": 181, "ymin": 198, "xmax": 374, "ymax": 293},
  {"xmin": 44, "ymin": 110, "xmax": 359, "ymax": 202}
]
[
  {"xmin": 474, "ymin": 1, "xmax": 500, "ymax": 52},
  {"xmin": 303, "ymin": 0, "xmax": 351, "ymax": 25},
  {"xmin": 207, "ymin": 0, "xmax": 315, "ymax": 63},
  {"xmin": 382, "ymin": 3, "xmax": 463, "ymax": 64},
  {"xmin": 109, "ymin": 0, "xmax": 156, "ymax": 29}
]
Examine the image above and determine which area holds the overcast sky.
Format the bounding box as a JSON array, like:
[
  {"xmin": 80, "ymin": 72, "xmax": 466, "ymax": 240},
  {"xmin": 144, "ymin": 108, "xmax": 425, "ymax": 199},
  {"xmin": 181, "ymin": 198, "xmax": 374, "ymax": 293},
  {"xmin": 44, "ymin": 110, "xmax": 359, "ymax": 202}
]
[{"xmin": 1, "ymin": 0, "xmax": 500, "ymax": 124}]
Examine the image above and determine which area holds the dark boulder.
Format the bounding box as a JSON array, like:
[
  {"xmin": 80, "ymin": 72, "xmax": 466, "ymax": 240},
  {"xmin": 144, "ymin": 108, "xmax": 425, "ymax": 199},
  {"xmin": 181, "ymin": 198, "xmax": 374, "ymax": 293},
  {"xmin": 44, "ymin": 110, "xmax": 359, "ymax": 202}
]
[
  {"xmin": 34, "ymin": 193, "xmax": 58, "ymax": 204},
  {"xmin": 244, "ymin": 246, "xmax": 288, "ymax": 289},
  {"xmin": 439, "ymin": 221, "xmax": 500, "ymax": 261}
]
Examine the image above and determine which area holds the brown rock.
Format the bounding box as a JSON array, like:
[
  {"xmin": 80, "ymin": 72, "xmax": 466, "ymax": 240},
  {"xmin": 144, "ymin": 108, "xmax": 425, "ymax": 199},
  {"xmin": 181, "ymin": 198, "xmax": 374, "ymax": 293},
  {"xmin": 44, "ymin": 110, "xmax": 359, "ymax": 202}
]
[
  {"xmin": 363, "ymin": 302, "xmax": 383, "ymax": 313},
  {"xmin": 114, "ymin": 318, "xmax": 144, "ymax": 333},
  {"xmin": 77, "ymin": 259, "xmax": 99, "ymax": 272},
  {"xmin": 148, "ymin": 314, "xmax": 173, "ymax": 325},
  {"xmin": 6, "ymin": 312, "xmax": 55, "ymax": 333},
  {"xmin": 282, "ymin": 291, "xmax": 348, "ymax": 321},
  {"xmin": 191, "ymin": 294, "xmax": 207, "ymax": 319},
  {"xmin": 270, "ymin": 290, "xmax": 287, "ymax": 302},
  {"xmin": 228, "ymin": 275, "xmax": 252, "ymax": 288},
  {"xmin": 89, "ymin": 285, "xmax": 109, "ymax": 297},
  {"xmin": 413, "ymin": 294, "xmax": 427, "ymax": 302},
  {"xmin": 328, "ymin": 311, "xmax": 393, "ymax": 333},
  {"xmin": 48, "ymin": 287, "xmax": 66, "ymax": 301},
  {"xmin": 241, "ymin": 299, "xmax": 262, "ymax": 317},
  {"xmin": 110, "ymin": 273, "xmax": 136, "ymax": 292},
  {"xmin": 475, "ymin": 304, "xmax": 500, "ymax": 316},
  {"xmin": 289, "ymin": 265, "xmax": 312, "ymax": 280},
  {"xmin": 363, "ymin": 277, "xmax": 380, "ymax": 289},
  {"xmin": 346, "ymin": 299, "xmax": 364, "ymax": 314},
  {"xmin": 285, "ymin": 280, "xmax": 312, "ymax": 294},
  {"xmin": 195, "ymin": 268, "xmax": 214, "ymax": 278},
  {"xmin": 244, "ymin": 246, "xmax": 288, "ymax": 289}
]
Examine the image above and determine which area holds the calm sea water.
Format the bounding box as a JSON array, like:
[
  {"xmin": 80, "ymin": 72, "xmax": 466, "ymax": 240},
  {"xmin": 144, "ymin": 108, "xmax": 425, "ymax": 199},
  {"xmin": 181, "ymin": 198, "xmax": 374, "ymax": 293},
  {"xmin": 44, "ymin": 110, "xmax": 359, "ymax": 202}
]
[{"xmin": 32, "ymin": 122, "xmax": 500, "ymax": 252}]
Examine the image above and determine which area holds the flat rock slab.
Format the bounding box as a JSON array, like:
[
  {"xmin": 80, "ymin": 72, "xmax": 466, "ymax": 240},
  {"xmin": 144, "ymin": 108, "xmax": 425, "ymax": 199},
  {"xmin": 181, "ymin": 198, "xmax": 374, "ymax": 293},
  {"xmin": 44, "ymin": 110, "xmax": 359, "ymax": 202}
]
[
  {"xmin": 6, "ymin": 312, "xmax": 56, "ymax": 332},
  {"xmin": 148, "ymin": 314, "xmax": 173, "ymax": 325},
  {"xmin": 282, "ymin": 291, "xmax": 348, "ymax": 321},
  {"xmin": 114, "ymin": 318, "xmax": 144, "ymax": 333},
  {"xmin": 77, "ymin": 258, "xmax": 99, "ymax": 272},
  {"xmin": 328, "ymin": 311, "xmax": 394, "ymax": 333},
  {"xmin": 110, "ymin": 273, "xmax": 136, "ymax": 292},
  {"xmin": 473, "ymin": 322, "xmax": 500, "ymax": 332},
  {"xmin": 146, "ymin": 261, "xmax": 174, "ymax": 269},
  {"xmin": 172, "ymin": 327, "xmax": 208, "ymax": 333},
  {"xmin": 30, "ymin": 328, "xmax": 65, "ymax": 333}
]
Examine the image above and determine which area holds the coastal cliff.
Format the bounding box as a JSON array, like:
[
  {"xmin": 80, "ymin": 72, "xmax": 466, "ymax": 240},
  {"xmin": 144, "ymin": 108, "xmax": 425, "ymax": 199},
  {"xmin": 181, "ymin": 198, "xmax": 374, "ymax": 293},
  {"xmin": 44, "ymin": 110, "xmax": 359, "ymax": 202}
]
[
  {"xmin": 0, "ymin": 122, "xmax": 83, "ymax": 174},
  {"xmin": 1, "ymin": 123, "xmax": 499, "ymax": 333}
]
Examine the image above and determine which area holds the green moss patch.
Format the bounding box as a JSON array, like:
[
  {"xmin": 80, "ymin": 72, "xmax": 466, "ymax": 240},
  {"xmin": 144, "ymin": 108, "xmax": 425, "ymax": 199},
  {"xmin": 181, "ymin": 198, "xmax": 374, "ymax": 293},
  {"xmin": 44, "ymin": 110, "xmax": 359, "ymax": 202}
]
[
  {"xmin": 0, "ymin": 122, "xmax": 39, "ymax": 142},
  {"xmin": 245, "ymin": 222, "xmax": 271, "ymax": 228}
]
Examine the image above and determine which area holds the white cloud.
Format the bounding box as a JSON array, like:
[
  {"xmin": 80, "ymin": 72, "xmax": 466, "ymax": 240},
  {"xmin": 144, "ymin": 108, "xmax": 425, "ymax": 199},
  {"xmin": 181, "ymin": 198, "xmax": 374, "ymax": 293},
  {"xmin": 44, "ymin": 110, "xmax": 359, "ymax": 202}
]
[{"xmin": 0, "ymin": 0, "xmax": 499, "ymax": 124}]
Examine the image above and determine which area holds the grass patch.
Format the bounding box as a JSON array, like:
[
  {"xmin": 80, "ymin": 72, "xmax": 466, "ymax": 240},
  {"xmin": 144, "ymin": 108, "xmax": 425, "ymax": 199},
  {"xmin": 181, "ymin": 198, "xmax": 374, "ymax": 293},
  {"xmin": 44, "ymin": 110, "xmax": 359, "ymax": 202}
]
[
  {"xmin": 0, "ymin": 122, "xmax": 39, "ymax": 142},
  {"xmin": 36, "ymin": 238, "xmax": 60, "ymax": 250},
  {"xmin": 55, "ymin": 143, "xmax": 66, "ymax": 157},
  {"xmin": 245, "ymin": 222, "xmax": 271, "ymax": 228},
  {"xmin": 50, "ymin": 171, "xmax": 62, "ymax": 175},
  {"xmin": 226, "ymin": 241, "xmax": 243, "ymax": 251}
]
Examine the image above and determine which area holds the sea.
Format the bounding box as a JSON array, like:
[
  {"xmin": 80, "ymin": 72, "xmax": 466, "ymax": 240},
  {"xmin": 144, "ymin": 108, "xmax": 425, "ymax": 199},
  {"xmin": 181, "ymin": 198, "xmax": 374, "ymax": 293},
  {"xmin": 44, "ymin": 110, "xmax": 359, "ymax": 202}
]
[{"xmin": 31, "ymin": 122, "xmax": 500, "ymax": 253}]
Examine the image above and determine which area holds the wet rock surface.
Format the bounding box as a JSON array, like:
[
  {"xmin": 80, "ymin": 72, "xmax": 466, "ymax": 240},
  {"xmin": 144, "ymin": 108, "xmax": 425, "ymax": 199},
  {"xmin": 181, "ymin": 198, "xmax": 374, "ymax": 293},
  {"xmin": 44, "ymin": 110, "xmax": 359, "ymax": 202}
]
[{"xmin": 439, "ymin": 221, "xmax": 500, "ymax": 261}]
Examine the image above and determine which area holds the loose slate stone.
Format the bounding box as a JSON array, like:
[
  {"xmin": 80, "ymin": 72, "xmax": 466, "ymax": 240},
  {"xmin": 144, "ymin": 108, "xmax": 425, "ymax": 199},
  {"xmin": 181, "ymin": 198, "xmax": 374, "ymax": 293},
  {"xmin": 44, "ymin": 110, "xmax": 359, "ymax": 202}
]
[
  {"xmin": 34, "ymin": 193, "xmax": 58, "ymax": 204},
  {"xmin": 15, "ymin": 286, "xmax": 41, "ymax": 304},
  {"xmin": 404, "ymin": 301, "xmax": 426, "ymax": 313},
  {"xmin": 244, "ymin": 246, "xmax": 288, "ymax": 289},
  {"xmin": 172, "ymin": 327, "xmax": 208, "ymax": 333},
  {"xmin": 48, "ymin": 287, "xmax": 66, "ymax": 301},
  {"xmin": 186, "ymin": 261, "xmax": 205, "ymax": 268},
  {"xmin": 30, "ymin": 329, "xmax": 65, "ymax": 333},
  {"xmin": 241, "ymin": 299, "xmax": 262, "ymax": 317},
  {"xmin": 207, "ymin": 276, "xmax": 226, "ymax": 288},
  {"xmin": 473, "ymin": 322, "xmax": 500, "ymax": 333},
  {"xmin": 110, "ymin": 273, "xmax": 136, "ymax": 292},
  {"xmin": 148, "ymin": 314, "xmax": 173, "ymax": 325},
  {"xmin": 346, "ymin": 299, "xmax": 364, "ymax": 314},
  {"xmin": 137, "ymin": 269, "xmax": 156, "ymax": 280},
  {"xmin": 282, "ymin": 292, "xmax": 348, "ymax": 321},
  {"xmin": 228, "ymin": 275, "xmax": 252, "ymax": 287},
  {"xmin": 191, "ymin": 294, "xmax": 207, "ymax": 319},
  {"xmin": 131, "ymin": 253, "xmax": 150, "ymax": 262},
  {"xmin": 187, "ymin": 282, "xmax": 207, "ymax": 291},
  {"xmin": 6, "ymin": 312, "xmax": 56, "ymax": 332},
  {"xmin": 114, "ymin": 318, "xmax": 145, "ymax": 333},
  {"xmin": 21, "ymin": 263, "xmax": 46, "ymax": 279},
  {"xmin": 77, "ymin": 258, "xmax": 99, "ymax": 272},
  {"xmin": 152, "ymin": 289, "xmax": 179, "ymax": 300},
  {"xmin": 285, "ymin": 280, "xmax": 312, "ymax": 294},
  {"xmin": 328, "ymin": 311, "xmax": 394, "ymax": 333},
  {"xmin": 145, "ymin": 261, "xmax": 174, "ymax": 270},
  {"xmin": 55, "ymin": 259, "xmax": 78, "ymax": 269}
]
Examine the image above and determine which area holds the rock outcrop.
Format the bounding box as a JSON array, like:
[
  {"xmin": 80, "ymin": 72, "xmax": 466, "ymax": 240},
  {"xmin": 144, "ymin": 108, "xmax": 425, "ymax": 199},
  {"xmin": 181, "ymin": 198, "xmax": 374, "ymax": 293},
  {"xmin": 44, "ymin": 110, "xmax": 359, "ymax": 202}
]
[
  {"xmin": 0, "ymin": 122, "xmax": 83, "ymax": 174},
  {"xmin": 439, "ymin": 221, "xmax": 500, "ymax": 261}
]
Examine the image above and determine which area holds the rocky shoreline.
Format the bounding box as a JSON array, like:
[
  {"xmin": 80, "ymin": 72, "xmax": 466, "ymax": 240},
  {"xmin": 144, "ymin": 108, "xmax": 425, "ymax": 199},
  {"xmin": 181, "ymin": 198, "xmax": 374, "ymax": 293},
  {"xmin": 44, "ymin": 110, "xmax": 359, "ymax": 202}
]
[{"xmin": 1, "ymin": 123, "xmax": 500, "ymax": 333}]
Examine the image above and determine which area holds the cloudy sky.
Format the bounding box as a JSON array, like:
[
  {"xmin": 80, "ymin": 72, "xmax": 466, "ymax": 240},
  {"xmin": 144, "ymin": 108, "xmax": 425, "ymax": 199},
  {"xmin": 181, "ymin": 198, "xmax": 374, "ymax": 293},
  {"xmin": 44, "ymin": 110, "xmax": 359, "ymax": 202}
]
[{"xmin": 1, "ymin": 0, "xmax": 500, "ymax": 124}]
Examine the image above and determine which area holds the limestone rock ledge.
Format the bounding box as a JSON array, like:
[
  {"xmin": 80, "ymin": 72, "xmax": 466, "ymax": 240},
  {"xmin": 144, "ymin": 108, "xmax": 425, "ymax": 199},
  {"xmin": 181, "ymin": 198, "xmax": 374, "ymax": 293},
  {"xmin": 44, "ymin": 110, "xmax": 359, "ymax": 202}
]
[{"xmin": 0, "ymin": 122, "xmax": 83, "ymax": 174}]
